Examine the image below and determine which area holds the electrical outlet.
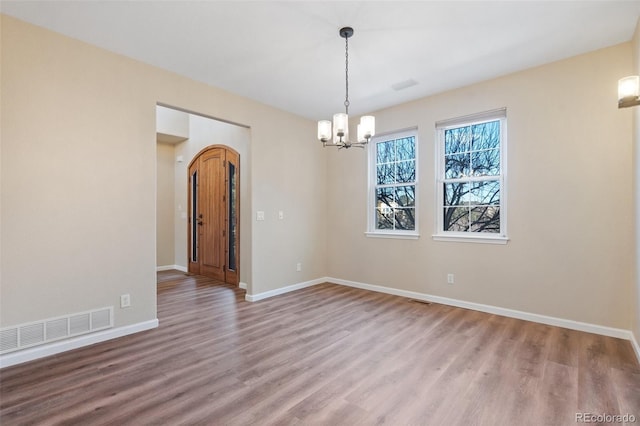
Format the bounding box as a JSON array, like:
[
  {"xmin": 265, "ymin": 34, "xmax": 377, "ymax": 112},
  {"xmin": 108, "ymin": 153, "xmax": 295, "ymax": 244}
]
[
  {"xmin": 447, "ymin": 274, "xmax": 454, "ymax": 284},
  {"xmin": 296, "ymin": 262, "xmax": 302, "ymax": 272},
  {"xmin": 120, "ymin": 294, "xmax": 131, "ymax": 308}
]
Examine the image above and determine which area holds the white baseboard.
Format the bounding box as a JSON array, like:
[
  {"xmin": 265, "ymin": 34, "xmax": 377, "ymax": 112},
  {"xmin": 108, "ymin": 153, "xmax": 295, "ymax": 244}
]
[
  {"xmin": 239, "ymin": 282, "xmax": 247, "ymax": 290},
  {"xmin": 245, "ymin": 278, "xmax": 326, "ymax": 302},
  {"xmin": 0, "ymin": 319, "xmax": 159, "ymax": 369},
  {"xmin": 236, "ymin": 275, "xmax": 640, "ymax": 364},
  {"xmin": 5, "ymin": 277, "xmax": 636, "ymax": 368},
  {"xmin": 156, "ymin": 265, "xmax": 187, "ymax": 272},
  {"xmin": 327, "ymin": 277, "xmax": 635, "ymax": 341},
  {"xmin": 631, "ymin": 332, "xmax": 640, "ymax": 364}
]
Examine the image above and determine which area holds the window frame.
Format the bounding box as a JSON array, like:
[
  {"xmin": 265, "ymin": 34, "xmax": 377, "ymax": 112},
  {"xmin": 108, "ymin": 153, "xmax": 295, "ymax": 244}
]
[
  {"xmin": 366, "ymin": 127, "xmax": 419, "ymax": 240},
  {"xmin": 434, "ymin": 109, "xmax": 508, "ymax": 244}
]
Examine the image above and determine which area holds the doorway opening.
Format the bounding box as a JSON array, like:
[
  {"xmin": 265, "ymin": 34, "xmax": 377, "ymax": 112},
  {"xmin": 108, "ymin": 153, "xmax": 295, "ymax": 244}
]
[
  {"xmin": 188, "ymin": 145, "xmax": 240, "ymax": 285},
  {"xmin": 155, "ymin": 104, "xmax": 250, "ymax": 289}
]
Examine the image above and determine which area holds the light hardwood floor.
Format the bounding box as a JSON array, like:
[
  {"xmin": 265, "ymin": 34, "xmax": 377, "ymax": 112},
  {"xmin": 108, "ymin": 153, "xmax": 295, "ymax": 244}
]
[{"xmin": 1, "ymin": 270, "xmax": 639, "ymax": 425}]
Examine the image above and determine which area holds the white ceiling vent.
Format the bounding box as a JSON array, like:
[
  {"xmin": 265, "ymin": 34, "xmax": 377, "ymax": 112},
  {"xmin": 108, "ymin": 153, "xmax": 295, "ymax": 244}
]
[
  {"xmin": 391, "ymin": 79, "xmax": 419, "ymax": 91},
  {"xmin": 0, "ymin": 307, "xmax": 113, "ymax": 354}
]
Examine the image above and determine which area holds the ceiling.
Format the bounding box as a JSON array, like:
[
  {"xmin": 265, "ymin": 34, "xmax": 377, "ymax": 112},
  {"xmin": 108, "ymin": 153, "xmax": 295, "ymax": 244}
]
[{"xmin": 2, "ymin": 1, "xmax": 639, "ymax": 121}]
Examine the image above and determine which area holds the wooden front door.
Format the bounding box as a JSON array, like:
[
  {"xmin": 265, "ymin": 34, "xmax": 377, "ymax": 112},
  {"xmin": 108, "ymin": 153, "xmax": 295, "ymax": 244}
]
[{"xmin": 188, "ymin": 146, "xmax": 240, "ymax": 285}]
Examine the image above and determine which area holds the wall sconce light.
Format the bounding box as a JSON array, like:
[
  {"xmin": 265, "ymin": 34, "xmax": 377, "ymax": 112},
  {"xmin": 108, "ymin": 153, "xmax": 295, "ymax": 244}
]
[{"xmin": 618, "ymin": 75, "xmax": 640, "ymax": 108}]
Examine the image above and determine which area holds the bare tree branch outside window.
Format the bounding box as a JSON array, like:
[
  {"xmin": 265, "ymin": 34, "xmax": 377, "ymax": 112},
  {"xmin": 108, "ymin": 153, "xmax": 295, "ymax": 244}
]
[
  {"xmin": 375, "ymin": 136, "xmax": 416, "ymax": 231},
  {"xmin": 443, "ymin": 120, "xmax": 501, "ymax": 233}
]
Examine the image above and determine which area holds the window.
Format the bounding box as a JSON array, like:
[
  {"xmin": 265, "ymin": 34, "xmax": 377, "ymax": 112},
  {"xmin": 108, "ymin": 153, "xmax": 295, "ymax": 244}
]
[
  {"xmin": 367, "ymin": 128, "xmax": 418, "ymax": 239},
  {"xmin": 435, "ymin": 109, "xmax": 507, "ymax": 243}
]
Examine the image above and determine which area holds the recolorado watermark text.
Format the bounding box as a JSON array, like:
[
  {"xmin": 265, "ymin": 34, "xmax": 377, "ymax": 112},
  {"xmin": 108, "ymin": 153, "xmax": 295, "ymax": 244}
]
[{"xmin": 576, "ymin": 413, "xmax": 637, "ymax": 423}]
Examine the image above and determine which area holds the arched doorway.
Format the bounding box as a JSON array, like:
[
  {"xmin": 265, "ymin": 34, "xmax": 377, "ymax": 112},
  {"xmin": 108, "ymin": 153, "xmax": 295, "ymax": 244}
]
[{"xmin": 187, "ymin": 145, "xmax": 240, "ymax": 285}]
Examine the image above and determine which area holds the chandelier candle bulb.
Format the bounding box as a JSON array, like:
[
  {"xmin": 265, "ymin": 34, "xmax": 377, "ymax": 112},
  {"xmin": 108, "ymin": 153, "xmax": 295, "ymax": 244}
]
[
  {"xmin": 359, "ymin": 115, "xmax": 375, "ymax": 141},
  {"xmin": 333, "ymin": 113, "xmax": 348, "ymax": 144},
  {"xmin": 318, "ymin": 120, "xmax": 331, "ymax": 142}
]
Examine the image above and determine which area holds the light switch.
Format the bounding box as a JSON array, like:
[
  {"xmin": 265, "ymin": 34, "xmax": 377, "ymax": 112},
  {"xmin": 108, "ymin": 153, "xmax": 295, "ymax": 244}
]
[
  {"xmin": 278, "ymin": 210, "xmax": 284, "ymax": 220},
  {"xmin": 256, "ymin": 211, "xmax": 265, "ymax": 221}
]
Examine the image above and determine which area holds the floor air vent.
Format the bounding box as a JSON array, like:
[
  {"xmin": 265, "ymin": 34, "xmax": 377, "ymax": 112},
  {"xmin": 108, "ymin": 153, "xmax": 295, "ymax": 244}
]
[{"xmin": 0, "ymin": 307, "xmax": 113, "ymax": 354}]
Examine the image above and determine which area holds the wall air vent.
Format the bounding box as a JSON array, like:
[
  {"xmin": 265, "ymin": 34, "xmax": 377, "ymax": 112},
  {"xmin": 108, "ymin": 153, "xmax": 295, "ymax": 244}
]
[
  {"xmin": 0, "ymin": 307, "xmax": 113, "ymax": 354},
  {"xmin": 0, "ymin": 328, "xmax": 18, "ymax": 353},
  {"xmin": 70, "ymin": 313, "xmax": 91, "ymax": 335},
  {"xmin": 19, "ymin": 323, "xmax": 45, "ymax": 347}
]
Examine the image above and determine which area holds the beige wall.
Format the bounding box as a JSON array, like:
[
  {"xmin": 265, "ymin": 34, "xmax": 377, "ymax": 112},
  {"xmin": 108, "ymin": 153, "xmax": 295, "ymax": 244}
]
[
  {"xmin": 1, "ymin": 12, "xmax": 637, "ymax": 343},
  {"xmin": 0, "ymin": 15, "xmax": 327, "ymax": 328},
  {"xmin": 156, "ymin": 106, "xmax": 189, "ymax": 141},
  {"xmin": 327, "ymin": 43, "xmax": 635, "ymax": 330},
  {"xmin": 156, "ymin": 142, "xmax": 175, "ymax": 267}
]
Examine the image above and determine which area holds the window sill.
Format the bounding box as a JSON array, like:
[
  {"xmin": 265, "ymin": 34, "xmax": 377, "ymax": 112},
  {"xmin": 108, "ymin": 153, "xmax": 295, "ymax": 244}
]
[
  {"xmin": 365, "ymin": 232, "xmax": 420, "ymax": 240},
  {"xmin": 432, "ymin": 234, "xmax": 509, "ymax": 245}
]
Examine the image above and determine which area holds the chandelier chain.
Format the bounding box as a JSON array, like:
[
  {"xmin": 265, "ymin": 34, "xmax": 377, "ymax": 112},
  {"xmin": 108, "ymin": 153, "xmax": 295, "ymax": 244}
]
[{"xmin": 344, "ymin": 35, "xmax": 350, "ymax": 113}]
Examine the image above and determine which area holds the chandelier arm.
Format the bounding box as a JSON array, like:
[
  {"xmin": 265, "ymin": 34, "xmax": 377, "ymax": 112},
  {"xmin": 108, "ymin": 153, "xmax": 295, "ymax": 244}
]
[{"xmin": 322, "ymin": 142, "xmax": 345, "ymax": 148}]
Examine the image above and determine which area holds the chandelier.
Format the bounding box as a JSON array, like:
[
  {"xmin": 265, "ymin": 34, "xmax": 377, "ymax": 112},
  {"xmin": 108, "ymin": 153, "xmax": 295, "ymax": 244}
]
[{"xmin": 317, "ymin": 27, "xmax": 375, "ymax": 149}]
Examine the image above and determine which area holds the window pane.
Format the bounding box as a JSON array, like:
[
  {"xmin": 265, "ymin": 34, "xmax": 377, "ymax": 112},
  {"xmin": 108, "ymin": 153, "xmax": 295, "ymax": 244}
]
[
  {"xmin": 444, "ymin": 182, "xmax": 469, "ymax": 206},
  {"xmin": 376, "ymin": 187, "xmax": 394, "ymax": 209},
  {"xmin": 395, "ymin": 208, "xmax": 415, "ymax": 230},
  {"xmin": 371, "ymin": 130, "xmax": 418, "ymax": 234},
  {"xmin": 376, "ymin": 208, "xmax": 394, "ymax": 229},
  {"xmin": 443, "ymin": 206, "xmax": 469, "ymax": 232},
  {"xmin": 439, "ymin": 113, "xmax": 504, "ymax": 236},
  {"xmin": 469, "ymin": 206, "xmax": 500, "ymax": 233},
  {"xmin": 396, "ymin": 137, "xmax": 415, "ymax": 160},
  {"xmin": 395, "ymin": 186, "xmax": 415, "ymax": 207},
  {"xmin": 228, "ymin": 162, "xmax": 237, "ymax": 271},
  {"xmin": 471, "ymin": 149, "xmax": 500, "ymax": 176},
  {"xmin": 445, "ymin": 153, "xmax": 470, "ymax": 179},
  {"xmin": 377, "ymin": 163, "xmax": 395, "ymax": 185},
  {"xmin": 445, "ymin": 126, "xmax": 471, "ymax": 154},
  {"xmin": 396, "ymin": 160, "xmax": 415, "ymax": 183},
  {"xmin": 377, "ymin": 140, "xmax": 394, "ymax": 164},
  {"xmin": 469, "ymin": 180, "xmax": 500, "ymax": 206},
  {"xmin": 471, "ymin": 121, "xmax": 500, "ymax": 151},
  {"xmin": 190, "ymin": 170, "xmax": 198, "ymax": 262}
]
